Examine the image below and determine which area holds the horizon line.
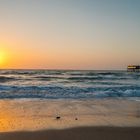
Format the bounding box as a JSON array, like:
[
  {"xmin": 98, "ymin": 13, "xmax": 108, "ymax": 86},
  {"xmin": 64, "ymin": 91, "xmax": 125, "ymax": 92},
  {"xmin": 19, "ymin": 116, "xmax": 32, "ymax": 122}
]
[{"xmin": 0, "ymin": 68, "xmax": 126, "ymax": 71}]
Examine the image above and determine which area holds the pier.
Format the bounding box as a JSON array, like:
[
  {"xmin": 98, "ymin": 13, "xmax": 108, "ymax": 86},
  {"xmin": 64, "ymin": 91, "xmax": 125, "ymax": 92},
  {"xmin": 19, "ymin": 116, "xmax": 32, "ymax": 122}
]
[{"xmin": 127, "ymin": 65, "xmax": 140, "ymax": 72}]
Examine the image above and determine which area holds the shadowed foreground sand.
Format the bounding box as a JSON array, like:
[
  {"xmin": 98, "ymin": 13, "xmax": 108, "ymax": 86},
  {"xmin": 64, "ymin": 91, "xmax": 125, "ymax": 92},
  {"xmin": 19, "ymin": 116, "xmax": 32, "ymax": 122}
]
[{"xmin": 0, "ymin": 127, "xmax": 140, "ymax": 140}]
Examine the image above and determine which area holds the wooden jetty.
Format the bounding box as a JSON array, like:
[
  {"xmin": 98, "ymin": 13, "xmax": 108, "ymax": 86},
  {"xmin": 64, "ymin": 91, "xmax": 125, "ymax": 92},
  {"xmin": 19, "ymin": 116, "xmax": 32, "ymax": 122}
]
[{"xmin": 127, "ymin": 65, "xmax": 140, "ymax": 72}]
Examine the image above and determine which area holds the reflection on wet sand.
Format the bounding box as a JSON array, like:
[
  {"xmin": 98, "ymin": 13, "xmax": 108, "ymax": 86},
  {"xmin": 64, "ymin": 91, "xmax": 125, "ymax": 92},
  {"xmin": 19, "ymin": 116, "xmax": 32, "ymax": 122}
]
[{"xmin": 0, "ymin": 99, "xmax": 140, "ymax": 132}]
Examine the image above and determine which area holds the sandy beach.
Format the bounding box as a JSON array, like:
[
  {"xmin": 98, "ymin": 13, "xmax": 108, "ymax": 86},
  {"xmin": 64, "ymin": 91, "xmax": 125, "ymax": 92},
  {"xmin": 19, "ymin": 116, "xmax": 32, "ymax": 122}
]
[{"xmin": 0, "ymin": 98, "xmax": 140, "ymax": 139}]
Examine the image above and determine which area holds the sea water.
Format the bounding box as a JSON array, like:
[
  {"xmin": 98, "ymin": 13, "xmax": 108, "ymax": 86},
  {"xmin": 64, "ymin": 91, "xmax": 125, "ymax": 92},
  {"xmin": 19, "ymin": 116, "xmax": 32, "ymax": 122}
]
[{"xmin": 0, "ymin": 70, "xmax": 140, "ymax": 99}]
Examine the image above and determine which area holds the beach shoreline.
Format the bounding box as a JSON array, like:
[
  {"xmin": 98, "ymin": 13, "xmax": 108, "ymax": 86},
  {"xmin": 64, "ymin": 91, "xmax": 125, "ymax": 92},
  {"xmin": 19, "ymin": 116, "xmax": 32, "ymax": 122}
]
[
  {"xmin": 0, "ymin": 98, "xmax": 140, "ymax": 132},
  {"xmin": 0, "ymin": 98, "xmax": 140, "ymax": 139}
]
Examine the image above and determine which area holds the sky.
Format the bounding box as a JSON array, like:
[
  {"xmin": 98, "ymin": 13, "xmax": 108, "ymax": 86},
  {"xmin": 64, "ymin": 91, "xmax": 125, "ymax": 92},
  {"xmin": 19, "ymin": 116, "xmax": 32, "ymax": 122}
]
[{"xmin": 0, "ymin": 0, "xmax": 140, "ymax": 70}]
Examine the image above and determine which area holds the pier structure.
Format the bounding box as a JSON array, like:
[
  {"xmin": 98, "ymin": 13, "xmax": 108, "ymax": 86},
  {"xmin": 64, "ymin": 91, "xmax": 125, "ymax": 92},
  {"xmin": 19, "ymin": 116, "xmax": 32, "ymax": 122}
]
[{"xmin": 127, "ymin": 65, "xmax": 140, "ymax": 72}]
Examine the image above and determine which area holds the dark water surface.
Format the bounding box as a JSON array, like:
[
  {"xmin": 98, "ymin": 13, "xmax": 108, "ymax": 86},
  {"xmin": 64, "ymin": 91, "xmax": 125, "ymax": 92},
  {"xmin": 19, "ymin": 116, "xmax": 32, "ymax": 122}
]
[{"xmin": 0, "ymin": 70, "xmax": 140, "ymax": 99}]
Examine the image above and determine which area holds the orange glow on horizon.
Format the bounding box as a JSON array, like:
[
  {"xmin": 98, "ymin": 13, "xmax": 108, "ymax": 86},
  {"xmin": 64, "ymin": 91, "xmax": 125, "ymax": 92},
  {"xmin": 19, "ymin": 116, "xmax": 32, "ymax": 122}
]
[
  {"xmin": 0, "ymin": 49, "xmax": 9, "ymax": 68},
  {"xmin": 0, "ymin": 40, "xmax": 138, "ymax": 70}
]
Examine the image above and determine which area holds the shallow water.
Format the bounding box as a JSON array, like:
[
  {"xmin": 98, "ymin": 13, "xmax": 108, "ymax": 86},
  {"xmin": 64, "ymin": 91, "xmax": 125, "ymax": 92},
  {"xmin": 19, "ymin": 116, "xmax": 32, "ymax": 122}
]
[{"xmin": 0, "ymin": 70, "xmax": 140, "ymax": 99}]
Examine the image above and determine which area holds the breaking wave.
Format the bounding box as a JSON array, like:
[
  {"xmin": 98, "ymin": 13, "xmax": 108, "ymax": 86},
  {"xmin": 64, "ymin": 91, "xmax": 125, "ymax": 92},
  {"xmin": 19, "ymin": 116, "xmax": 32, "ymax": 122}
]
[{"xmin": 0, "ymin": 70, "xmax": 140, "ymax": 99}]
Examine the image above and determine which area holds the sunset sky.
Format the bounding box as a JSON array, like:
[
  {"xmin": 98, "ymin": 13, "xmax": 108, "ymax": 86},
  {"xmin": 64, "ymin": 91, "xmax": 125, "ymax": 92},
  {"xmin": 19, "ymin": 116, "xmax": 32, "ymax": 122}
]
[{"xmin": 0, "ymin": 0, "xmax": 140, "ymax": 70}]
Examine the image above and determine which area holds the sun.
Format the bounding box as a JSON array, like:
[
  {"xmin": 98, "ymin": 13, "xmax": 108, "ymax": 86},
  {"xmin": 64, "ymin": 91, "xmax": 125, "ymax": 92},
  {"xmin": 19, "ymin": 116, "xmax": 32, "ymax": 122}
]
[
  {"xmin": 0, "ymin": 50, "xmax": 8, "ymax": 67},
  {"xmin": 0, "ymin": 42, "xmax": 11, "ymax": 68},
  {"xmin": 0, "ymin": 51, "xmax": 5, "ymax": 63}
]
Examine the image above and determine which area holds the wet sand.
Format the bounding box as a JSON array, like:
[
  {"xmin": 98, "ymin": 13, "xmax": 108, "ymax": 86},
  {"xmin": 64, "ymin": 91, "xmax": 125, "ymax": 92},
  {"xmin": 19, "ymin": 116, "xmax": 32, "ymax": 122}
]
[
  {"xmin": 0, "ymin": 126, "xmax": 140, "ymax": 140},
  {"xmin": 0, "ymin": 98, "xmax": 140, "ymax": 139}
]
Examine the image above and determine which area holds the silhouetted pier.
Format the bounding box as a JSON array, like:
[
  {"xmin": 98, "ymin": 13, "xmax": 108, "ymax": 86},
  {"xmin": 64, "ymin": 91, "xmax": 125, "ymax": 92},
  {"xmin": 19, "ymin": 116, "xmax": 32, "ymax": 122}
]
[{"xmin": 127, "ymin": 65, "xmax": 140, "ymax": 72}]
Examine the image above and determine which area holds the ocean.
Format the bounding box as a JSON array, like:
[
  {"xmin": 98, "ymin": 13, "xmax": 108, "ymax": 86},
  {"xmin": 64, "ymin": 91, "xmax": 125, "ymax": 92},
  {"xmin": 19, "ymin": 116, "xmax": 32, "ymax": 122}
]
[{"xmin": 0, "ymin": 70, "xmax": 140, "ymax": 99}]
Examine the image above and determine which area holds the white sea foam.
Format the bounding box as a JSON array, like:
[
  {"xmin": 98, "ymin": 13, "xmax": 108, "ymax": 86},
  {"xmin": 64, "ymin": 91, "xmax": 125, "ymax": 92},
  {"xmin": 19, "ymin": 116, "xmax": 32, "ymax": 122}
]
[{"xmin": 0, "ymin": 70, "xmax": 140, "ymax": 99}]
